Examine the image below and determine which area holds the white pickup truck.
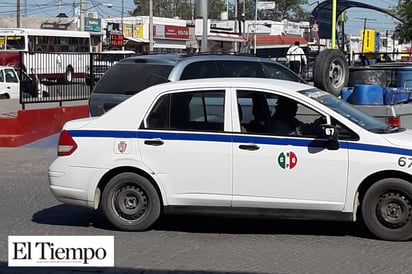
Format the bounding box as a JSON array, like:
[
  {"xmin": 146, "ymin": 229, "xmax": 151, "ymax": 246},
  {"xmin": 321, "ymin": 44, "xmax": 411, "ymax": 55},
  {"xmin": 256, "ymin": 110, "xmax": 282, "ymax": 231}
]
[{"xmin": 0, "ymin": 66, "xmax": 48, "ymax": 99}]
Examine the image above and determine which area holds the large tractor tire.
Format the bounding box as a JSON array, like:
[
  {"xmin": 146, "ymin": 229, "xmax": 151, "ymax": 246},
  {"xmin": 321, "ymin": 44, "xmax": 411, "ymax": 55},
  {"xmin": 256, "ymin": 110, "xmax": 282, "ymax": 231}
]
[{"xmin": 313, "ymin": 49, "xmax": 349, "ymax": 96}]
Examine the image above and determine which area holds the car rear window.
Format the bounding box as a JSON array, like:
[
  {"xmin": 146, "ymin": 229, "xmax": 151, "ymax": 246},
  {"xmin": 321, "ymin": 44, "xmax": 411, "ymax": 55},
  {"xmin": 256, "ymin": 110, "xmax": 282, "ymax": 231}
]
[{"xmin": 92, "ymin": 63, "xmax": 173, "ymax": 94}]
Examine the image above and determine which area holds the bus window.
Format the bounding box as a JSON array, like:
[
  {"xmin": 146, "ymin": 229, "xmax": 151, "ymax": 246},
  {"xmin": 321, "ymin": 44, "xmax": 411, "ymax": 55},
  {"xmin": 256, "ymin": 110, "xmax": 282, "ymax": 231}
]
[
  {"xmin": 28, "ymin": 37, "xmax": 35, "ymax": 52},
  {"xmin": 0, "ymin": 36, "xmax": 4, "ymax": 50},
  {"xmin": 6, "ymin": 36, "xmax": 25, "ymax": 50}
]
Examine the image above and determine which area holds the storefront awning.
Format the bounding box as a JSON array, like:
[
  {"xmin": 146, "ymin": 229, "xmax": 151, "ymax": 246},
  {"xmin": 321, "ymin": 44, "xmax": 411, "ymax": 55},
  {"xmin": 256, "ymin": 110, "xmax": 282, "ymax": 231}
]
[
  {"xmin": 124, "ymin": 37, "xmax": 148, "ymax": 43},
  {"xmin": 252, "ymin": 35, "xmax": 307, "ymax": 49}
]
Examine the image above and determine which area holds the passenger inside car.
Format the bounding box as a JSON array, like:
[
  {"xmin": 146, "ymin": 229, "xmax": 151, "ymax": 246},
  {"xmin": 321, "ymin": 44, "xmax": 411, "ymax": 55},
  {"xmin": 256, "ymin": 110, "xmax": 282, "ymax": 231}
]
[{"xmin": 265, "ymin": 97, "xmax": 324, "ymax": 136}]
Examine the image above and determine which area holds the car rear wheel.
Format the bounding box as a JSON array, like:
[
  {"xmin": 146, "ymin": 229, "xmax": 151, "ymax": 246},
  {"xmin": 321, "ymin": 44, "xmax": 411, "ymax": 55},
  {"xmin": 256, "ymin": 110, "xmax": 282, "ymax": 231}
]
[
  {"xmin": 361, "ymin": 178, "xmax": 412, "ymax": 241},
  {"xmin": 102, "ymin": 172, "xmax": 161, "ymax": 231}
]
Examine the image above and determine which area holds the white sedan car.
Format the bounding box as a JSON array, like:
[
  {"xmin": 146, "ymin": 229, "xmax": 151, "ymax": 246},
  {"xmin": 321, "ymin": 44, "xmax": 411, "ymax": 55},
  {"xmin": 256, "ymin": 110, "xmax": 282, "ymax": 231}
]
[{"xmin": 49, "ymin": 78, "xmax": 412, "ymax": 241}]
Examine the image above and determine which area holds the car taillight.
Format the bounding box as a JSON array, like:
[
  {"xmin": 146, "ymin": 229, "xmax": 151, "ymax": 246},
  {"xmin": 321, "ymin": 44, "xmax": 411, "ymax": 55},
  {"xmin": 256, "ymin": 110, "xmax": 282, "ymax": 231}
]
[
  {"xmin": 386, "ymin": 116, "xmax": 401, "ymax": 127},
  {"xmin": 57, "ymin": 130, "xmax": 78, "ymax": 156}
]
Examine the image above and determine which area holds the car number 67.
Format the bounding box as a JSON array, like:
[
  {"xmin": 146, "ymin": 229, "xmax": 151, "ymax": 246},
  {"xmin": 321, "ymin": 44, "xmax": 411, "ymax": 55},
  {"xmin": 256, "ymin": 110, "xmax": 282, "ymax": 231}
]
[{"xmin": 398, "ymin": 157, "xmax": 412, "ymax": 168}]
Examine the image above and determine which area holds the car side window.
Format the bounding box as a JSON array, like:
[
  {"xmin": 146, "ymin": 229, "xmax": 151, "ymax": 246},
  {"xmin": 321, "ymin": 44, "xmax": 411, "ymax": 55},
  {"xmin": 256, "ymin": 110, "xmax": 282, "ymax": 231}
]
[
  {"xmin": 237, "ymin": 90, "xmax": 275, "ymax": 134},
  {"xmin": 331, "ymin": 117, "xmax": 359, "ymax": 140},
  {"xmin": 180, "ymin": 62, "xmax": 219, "ymax": 79},
  {"xmin": 218, "ymin": 61, "xmax": 264, "ymax": 77},
  {"xmin": 5, "ymin": 69, "xmax": 18, "ymax": 83},
  {"xmin": 261, "ymin": 62, "xmax": 302, "ymax": 81},
  {"xmin": 144, "ymin": 90, "xmax": 225, "ymax": 132},
  {"xmin": 0, "ymin": 70, "xmax": 4, "ymax": 82},
  {"xmin": 237, "ymin": 90, "xmax": 325, "ymax": 138}
]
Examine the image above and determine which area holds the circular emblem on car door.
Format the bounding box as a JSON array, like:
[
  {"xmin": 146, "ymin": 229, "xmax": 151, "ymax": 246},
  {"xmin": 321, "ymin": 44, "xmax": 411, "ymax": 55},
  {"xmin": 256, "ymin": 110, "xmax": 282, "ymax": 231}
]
[{"xmin": 278, "ymin": 151, "xmax": 297, "ymax": 170}]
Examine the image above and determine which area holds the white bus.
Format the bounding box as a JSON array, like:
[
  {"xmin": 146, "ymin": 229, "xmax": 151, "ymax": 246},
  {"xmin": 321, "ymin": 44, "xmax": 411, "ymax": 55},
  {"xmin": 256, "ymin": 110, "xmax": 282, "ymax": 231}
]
[{"xmin": 0, "ymin": 28, "xmax": 91, "ymax": 83}]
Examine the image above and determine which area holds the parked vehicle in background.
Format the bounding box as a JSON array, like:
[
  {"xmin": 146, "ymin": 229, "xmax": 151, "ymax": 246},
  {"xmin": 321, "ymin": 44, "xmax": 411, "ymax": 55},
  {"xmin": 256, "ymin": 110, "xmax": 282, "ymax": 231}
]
[
  {"xmin": 88, "ymin": 54, "xmax": 305, "ymax": 116},
  {"xmin": 0, "ymin": 66, "xmax": 48, "ymax": 99},
  {"xmin": 50, "ymin": 78, "xmax": 412, "ymax": 241},
  {"xmin": 0, "ymin": 28, "xmax": 91, "ymax": 83},
  {"xmin": 85, "ymin": 50, "xmax": 135, "ymax": 86},
  {"xmin": 0, "ymin": 66, "xmax": 19, "ymax": 99}
]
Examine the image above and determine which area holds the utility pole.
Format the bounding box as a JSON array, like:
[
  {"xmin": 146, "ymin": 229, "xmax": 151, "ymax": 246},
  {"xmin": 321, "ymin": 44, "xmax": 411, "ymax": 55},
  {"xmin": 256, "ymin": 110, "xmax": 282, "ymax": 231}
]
[
  {"xmin": 121, "ymin": 0, "xmax": 124, "ymax": 35},
  {"xmin": 253, "ymin": 0, "xmax": 257, "ymax": 55},
  {"xmin": 200, "ymin": 0, "xmax": 208, "ymax": 52},
  {"xmin": 331, "ymin": 0, "xmax": 336, "ymax": 48},
  {"xmin": 16, "ymin": 0, "xmax": 21, "ymax": 27},
  {"xmin": 80, "ymin": 0, "xmax": 85, "ymax": 31},
  {"xmin": 149, "ymin": 0, "xmax": 154, "ymax": 51}
]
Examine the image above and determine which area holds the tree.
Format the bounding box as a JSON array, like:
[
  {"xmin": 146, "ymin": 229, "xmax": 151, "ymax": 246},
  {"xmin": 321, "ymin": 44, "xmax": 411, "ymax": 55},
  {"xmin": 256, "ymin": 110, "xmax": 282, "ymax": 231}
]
[
  {"xmin": 238, "ymin": 0, "xmax": 308, "ymax": 21},
  {"xmin": 393, "ymin": 0, "xmax": 412, "ymax": 44},
  {"xmin": 132, "ymin": 0, "xmax": 195, "ymax": 20},
  {"xmin": 132, "ymin": 0, "xmax": 231, "ymax": 20},
  {"xmin": 131, "ymin": 0, "xmax": 309, "ymax": 22}
]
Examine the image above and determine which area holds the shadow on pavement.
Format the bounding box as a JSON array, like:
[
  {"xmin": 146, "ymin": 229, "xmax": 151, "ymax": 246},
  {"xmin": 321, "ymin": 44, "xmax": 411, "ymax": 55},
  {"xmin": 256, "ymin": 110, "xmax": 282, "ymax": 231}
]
[
  {"xmin": 32, "ymin": 204, "xmax": 372, "ymax": 239},
  {"xmin": 32, "ymin": 204, "xmax": 111, "ymax": 230}
]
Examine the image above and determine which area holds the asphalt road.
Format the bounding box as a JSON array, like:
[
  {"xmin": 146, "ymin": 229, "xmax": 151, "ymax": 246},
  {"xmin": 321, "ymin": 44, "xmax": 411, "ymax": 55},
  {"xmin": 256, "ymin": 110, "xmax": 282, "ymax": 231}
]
[{"xmin": 0, "ymin": 139, "xmax": 412, "ymax": 274}]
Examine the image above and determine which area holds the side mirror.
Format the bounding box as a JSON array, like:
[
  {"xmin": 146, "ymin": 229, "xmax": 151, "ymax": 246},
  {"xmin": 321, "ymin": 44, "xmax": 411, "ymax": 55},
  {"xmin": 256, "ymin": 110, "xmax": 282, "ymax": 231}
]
[{"xmin": 321, "ymin": 124, "xmax": 339, "ymax": 150}]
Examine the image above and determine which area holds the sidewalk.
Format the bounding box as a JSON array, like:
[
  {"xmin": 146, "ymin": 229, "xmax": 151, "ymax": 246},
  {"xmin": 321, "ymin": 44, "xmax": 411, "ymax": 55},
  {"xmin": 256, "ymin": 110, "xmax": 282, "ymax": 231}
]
[
  {"xmin": 0, "ymin": 99, "xmax": 88, "ymax": 117},
  {"xmin": 0, "ymin": 99, "xmax": 89, "ymax": 147}
]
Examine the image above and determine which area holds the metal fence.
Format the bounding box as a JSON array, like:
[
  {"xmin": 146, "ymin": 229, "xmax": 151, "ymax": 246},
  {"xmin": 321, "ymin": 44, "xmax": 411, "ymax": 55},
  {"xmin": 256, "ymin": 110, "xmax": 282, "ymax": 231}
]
[
  {"xmin": 19, "ymin": 52, "xmax": 92, "ymax": 109},
  {"xmin": 17, "ymin": 52, "xmax": 136, "ymax": 108}
]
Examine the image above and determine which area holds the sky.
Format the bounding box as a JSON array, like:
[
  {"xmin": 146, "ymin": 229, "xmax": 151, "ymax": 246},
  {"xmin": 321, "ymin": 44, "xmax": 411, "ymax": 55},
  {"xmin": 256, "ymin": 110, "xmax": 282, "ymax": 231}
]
[
  {"xmin": 301, "ymin": 0, "xmax": 400, "ymax": 36},
  {"xmin": 0, "ymin": 0, "xmax": 401, "ymax": 35}
]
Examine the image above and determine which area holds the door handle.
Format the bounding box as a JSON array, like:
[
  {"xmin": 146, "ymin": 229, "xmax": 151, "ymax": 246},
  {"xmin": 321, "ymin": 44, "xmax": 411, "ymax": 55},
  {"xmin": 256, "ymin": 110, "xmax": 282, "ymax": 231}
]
[
  {"xmin": 239, "ymin": 144, "xmax": 260, "ymax": 151},
  {"xmin": 144, "ymin": 139, "xmax": 164, "ymax": 146},
  {"xmin": 7, "ymin": 86, "xmax": 10, "ymax": 89}
]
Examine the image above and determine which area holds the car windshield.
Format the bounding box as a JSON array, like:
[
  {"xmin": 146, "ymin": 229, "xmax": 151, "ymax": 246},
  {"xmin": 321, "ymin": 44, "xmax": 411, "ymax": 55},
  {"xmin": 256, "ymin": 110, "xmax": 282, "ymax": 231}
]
[{"xmin": 301, "ymin": 88, "xmax": 401, "ymax": 133}]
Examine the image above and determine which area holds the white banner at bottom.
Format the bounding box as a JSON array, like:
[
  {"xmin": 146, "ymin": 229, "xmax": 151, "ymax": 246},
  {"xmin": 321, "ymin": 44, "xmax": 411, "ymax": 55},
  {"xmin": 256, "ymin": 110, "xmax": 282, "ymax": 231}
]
[{"xmin": 8, "ymin": 235, "xmax": 114, "ymax": 267}]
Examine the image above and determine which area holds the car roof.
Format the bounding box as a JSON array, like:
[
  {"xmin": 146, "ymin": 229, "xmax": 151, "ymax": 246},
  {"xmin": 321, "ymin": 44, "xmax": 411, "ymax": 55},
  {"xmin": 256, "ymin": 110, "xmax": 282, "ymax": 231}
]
[
  {"xmin": 118, "ymin": 53, "xmax": 285, "ymax": 66},
  {"xmin": 179, "ymin": 54, "xmax": 277, "ymax": 62}
]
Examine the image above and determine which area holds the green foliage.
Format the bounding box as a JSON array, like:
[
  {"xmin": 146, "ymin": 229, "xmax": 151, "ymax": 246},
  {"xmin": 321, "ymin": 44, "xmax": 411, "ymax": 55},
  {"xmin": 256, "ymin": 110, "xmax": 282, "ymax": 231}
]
[
  {"xmin": 131, "ymin": 0, "xmax": 309, "ymax": 21},
  {"xmin": 393, "ymin": 0, "xmax": 412, "ymax": 43},
  {"xmin": 132, "ymin": 0, "xmax": 194, "ymax": 20},
  {"xmin": 239, "ymin": 0, "xmax": 309, "ymax": 21}
]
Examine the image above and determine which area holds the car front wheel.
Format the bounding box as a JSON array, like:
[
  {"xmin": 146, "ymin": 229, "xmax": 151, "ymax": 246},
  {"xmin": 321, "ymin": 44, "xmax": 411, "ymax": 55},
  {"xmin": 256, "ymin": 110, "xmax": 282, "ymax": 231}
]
[
  {"xmin": 361, "ymin": 178, "xmax": 412, "ymax": 241},
  {"xmin": 102, "ymin": 172, "xmax": 161, "ymax": 231}
]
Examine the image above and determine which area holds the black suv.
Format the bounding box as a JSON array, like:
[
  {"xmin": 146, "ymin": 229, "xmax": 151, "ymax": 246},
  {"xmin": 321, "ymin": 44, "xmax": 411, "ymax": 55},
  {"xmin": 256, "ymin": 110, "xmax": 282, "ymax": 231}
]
[{"xmin": 89, "ymin": 54, "xmax": 304, "ymax": 116}]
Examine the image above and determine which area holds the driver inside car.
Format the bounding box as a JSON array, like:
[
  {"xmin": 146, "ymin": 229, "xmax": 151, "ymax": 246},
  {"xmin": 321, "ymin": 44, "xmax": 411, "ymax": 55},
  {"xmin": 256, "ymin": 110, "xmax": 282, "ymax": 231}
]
[{"xmin": 265, "ymin": 97, "xmax": 324, "ymax": 136}]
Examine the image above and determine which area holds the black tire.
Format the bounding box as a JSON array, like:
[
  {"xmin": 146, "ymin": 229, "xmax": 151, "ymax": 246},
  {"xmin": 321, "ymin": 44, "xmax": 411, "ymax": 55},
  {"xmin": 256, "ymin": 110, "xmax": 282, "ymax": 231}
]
[
  {"xmin": 313, "ymin": 49, "xmax": 349, "ymax": 96},
  {"xmin": 361, "ymin": 178, "xmax": 412, "ymax": 241},
  {"xmin": 348, "ymin": 68, "xmax": 387, "ymax": 87},
  {"xmin": 65, "ymin": 67, "xmax": 74, "ymax": 84},
  {"xmin": 101, "ymin": 172, "xmax": 161, "ymax": 231}
]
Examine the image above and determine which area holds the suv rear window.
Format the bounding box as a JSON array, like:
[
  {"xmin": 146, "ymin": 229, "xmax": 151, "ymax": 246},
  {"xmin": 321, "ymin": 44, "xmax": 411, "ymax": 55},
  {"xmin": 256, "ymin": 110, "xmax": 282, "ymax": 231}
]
[{"xmin": 93, "ymin": 63, "xmax": 173, "ymax": 94}]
